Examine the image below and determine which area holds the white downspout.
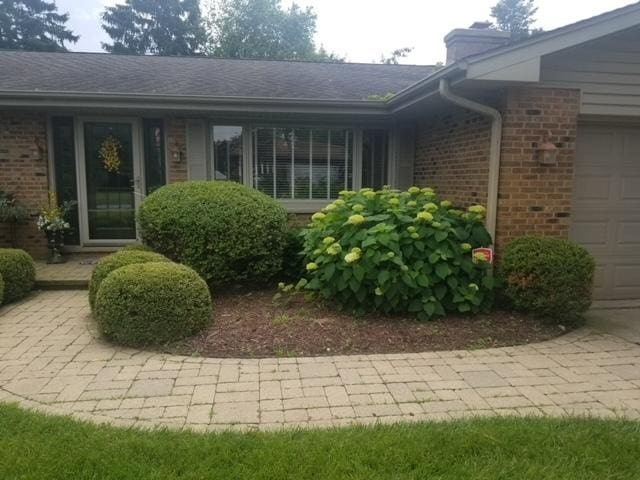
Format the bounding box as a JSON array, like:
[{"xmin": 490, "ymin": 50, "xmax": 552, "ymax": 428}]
[{"xmin": 438, "ymin": 79, "xmax": 502, "ymax": 244}]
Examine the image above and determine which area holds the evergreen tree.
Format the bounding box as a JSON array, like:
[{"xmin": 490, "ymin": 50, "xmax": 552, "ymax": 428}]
[
  {"xmin": 101, "ymin": 0, "xmax": 206, "ymax": 55},
  {"xmin": 0, "ymin": 0, "xmax": 78, "ymax": 52}
]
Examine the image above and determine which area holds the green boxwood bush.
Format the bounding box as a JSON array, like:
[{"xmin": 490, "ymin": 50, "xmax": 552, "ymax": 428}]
[
  {"xmin": 137, "ymin": 181, "xmax": 288, "ymax": 286},
  {"xmin": 88, "ymin": 249, "xmax": 170, "ymax": 310},
  {"xmin": 120, "ymin": 244, "xmax": 155, "ymax": 253},
  {"xmin": 300, "ymin": 187, "xmax": 495, "ymax": 320},
  {"xmin": 0, "ymin": 248, "xmax": 35, "ymax": 303},
  {"xmin": 95, "ymin": 262, "xmax": 212, "ymax": 346},
  {"xmin": 500, "ymin": 236, "xmax": 595, "ymax": 323}
]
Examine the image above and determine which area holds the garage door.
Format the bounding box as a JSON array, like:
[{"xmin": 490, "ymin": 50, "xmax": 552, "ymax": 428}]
[{"xmin": 570, "ymin": 124, "xmax": 640, "ymax": 300}]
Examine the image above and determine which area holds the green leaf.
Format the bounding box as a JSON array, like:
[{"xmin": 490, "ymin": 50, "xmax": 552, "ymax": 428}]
[
  {"xmin": 435, "ymin": 231, "xmax": 448, "ymax": 243},
  {"xmin": 416, "ymin": 274, "xmax": 429, "ymax": 288},
  {"xmin": 435, "ymin": 262, "xmax": 451, "ymax": 280},
  {"xmin": 447, "ymin": 276, "xmax": 458, "ymax": 290},
  {"xmin": 322, "ymin": 262, "xmax": 335, "ymax": 281},
  {"xmin": 377, "ymin": 270, "xmax": 390, "ymax": 285},
  {"xmin": 428, "ymin": 252, "xmax": 440, "ymax": 264},
  {"xmin": 408, "ymin": 299, "xmax": 423, "ymax": 312},
  {"xmin": 435, "ymin": 284, "xmax": 447, "ymax": 300},
  {"xmin": 353, "ymin": 264, "xmax": 365, "ymax": 282},
  {"xmin": 424, "ymin": 302, "xmax": 436, "ymax": 317},
  {"xmin": 458, "ymin": 303, "xmax": 471, "ymax": 313},
  {"xmin": 471, "ymin": 224, "xmax": 492, "ymax": 245}
]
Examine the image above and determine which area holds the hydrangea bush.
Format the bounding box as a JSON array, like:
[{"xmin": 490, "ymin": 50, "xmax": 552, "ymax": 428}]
[{"xmin": 300, "ymin": 187, "xmax": 495, "ymax": 320}]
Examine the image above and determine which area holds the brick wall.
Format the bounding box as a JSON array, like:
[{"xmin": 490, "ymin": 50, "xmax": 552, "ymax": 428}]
[
  {"xmin": 496, "ymin": 87, "xmax": 579, "ymax": 247},
  {"xmin": 414, "ymin": 105, "xmax": 492, "ymax": 207},
  {"xmin": 0, "ymin": 111, "xmax": 49, "ymax": 258},
  {"xmin": 167, "ymin": 118, "xmax": 187, "ymax": 183}
]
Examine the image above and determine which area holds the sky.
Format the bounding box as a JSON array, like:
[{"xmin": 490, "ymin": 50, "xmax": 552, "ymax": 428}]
[{"xmin": 56, "ymin": 0, "xmax": 633, "ymax": 65}]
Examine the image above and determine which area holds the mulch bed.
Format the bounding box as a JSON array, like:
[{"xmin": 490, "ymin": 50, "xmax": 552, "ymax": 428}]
[{"xmin": 166, "ymin": 288, "xmax": 568, "ymax": 358}]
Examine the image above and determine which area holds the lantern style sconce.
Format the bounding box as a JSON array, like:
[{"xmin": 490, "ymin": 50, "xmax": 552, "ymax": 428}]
[
  {"xmin": 31, "ymin": 136, "xmax": 45, "ymax": 161},
  {"xmin": 536, "ymin": 135, "xmax": 558, "ymax": 166},
  {"xmin": 171, "ymin": 146, "xmax": 185, "ymax": 162}
]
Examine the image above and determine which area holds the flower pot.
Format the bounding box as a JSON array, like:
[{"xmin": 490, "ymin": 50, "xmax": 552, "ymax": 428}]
[{"xmin": 46, "ymin": 230, "xmax": 66, "ymax": 264}]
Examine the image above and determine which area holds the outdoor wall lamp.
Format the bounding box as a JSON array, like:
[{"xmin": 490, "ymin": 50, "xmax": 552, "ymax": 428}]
[
  {"xmin": 536, "ymin": 135, "xmax": 558, "ymax": 166},
  {"xmin": 171, "ymin": 146, "xmax": 185, "ymax": 162},
  {"xmin": 31, "ymin": 137, "xmax": 45, "ymax": 161}
]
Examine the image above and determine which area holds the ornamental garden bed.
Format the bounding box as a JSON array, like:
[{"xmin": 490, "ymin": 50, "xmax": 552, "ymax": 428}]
[{"xmin": 165, "ymin": 287, "xmax": 566, "ymax": 358}]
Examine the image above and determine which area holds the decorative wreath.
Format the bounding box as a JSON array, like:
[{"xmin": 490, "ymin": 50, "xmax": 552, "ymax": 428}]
[{"xmin": 99, "ymin": 135, "xmax": 122, "ymax": 173}]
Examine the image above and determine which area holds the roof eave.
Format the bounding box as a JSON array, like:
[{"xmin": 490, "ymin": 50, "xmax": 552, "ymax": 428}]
[{"xmin": 0, "ymin": 90, "xmax": 391, "ymax": 116}]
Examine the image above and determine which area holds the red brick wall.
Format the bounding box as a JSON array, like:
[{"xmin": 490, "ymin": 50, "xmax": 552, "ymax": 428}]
[
  {"xmin": 167, "ymin": 118, "xmax": 187, "ymax": 182},
  {"xmin": 414, "ymin": 105, "xmax": 492, "ymax": 207},
  {"xmin": 496, "ymin": 87, "xmax": 579, "ymax": 247},
  {"xmin": 0, "ymin": 111, "xmax": 49, "ymax": 258}
]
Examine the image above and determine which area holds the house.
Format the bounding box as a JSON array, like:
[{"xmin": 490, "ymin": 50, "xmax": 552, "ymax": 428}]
[{"xmin": 1, "ymin": 2, "xmax": 639, "ymax": 300}]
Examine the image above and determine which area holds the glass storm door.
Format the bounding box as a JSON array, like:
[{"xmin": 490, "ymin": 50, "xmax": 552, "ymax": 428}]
[{"xmin": 80, "ymin": 121, "xmax": 141, "ymax": 242}]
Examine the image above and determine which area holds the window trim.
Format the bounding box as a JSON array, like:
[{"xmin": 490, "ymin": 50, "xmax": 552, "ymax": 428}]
[{"xmin": 206, "ymin": 121, "xmax": 396, "ymax": 211}]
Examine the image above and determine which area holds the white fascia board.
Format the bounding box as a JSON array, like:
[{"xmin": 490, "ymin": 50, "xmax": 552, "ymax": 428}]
[{"xmin": 469, "ymin": 56, "xmax": 541, "ymax": 82}]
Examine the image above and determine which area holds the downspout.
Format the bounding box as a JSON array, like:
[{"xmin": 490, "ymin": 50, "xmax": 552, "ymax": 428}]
[{"xmin": 438, "ymin": 79, "xmax": 502, "ymax": 244}]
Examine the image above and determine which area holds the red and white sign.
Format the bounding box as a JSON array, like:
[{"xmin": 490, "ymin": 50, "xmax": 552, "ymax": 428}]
[{"xmin": 472, "ymin": 247, "xmax": 494, "ymax": 264}]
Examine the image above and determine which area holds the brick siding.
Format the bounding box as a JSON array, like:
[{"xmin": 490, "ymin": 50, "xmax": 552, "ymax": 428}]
[
  {"xmin": 167, "ymin": 118, "xmax": 187, "ymax": 183},
  {"xmin": 413, "ymin": 86, "xmax": 580, "ymax": 251},
  {"xmin": 496, "ymin": 87, "xmax": 579, "ymax": 247},
  {"xmin": 0, "ymin": 111, "xmax": 49, "ymax": 258},
  {"xmin": 414, "ymin": 105, "xmax": 492, "ymax": 207}
]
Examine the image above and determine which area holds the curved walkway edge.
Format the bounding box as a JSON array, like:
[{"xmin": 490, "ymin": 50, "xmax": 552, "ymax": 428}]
[{"xmin": 1, "ymin": 291, "xmax": 640, "ymax": 431}]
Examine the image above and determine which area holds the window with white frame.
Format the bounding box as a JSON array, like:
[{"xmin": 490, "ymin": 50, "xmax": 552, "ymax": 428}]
[{"xmin": 252, "ymin": 127, "xmax": 353, "ymax": 199}]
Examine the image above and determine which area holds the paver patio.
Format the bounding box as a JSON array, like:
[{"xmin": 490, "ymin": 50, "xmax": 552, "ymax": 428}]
[{"xmin": 1, "ymin": 290, "xmax": 640, "ymax": 431}]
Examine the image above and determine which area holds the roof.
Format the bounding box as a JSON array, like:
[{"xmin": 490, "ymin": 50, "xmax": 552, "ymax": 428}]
[{"xmin": 0, "ymin": 50, "xmax": 434, "ymax": 101}]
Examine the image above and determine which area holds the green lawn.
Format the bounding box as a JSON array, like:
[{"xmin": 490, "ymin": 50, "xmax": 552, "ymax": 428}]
[{"xmin": 1, "ymin": 403, "xmax": 639, "ymax": 479}]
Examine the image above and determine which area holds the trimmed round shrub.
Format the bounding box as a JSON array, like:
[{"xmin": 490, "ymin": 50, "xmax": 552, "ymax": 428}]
[
  {"xmin": 300, "ymin": 187, "xmax": 495, "ymax": 320},
  {"xmin": 0, "ymin": 248, "xmax": 35, "ymax": 303},
  {"xmin": 0, "ymin": 273, "xmax": 4, "ymax": 305},
  {"xmin": 500, "ymin": 236, "xmax": 595, "ymax": 323},
  {"xmin": 138, "ymin": 181, "xmax": 288, "ymax": 286},
  {"xmin": 95, "ymin": 262, "xmax": 212, "ymax": 346},
  {"xmin": 120, "ymin": 244, "xmax": 155, "ymax": 253},
  {"xmin": 88, "ymin": 249, "xmax": 170, "ymax": 310}
]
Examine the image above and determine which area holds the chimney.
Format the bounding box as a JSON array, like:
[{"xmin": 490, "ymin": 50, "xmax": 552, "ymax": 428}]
[{"xmin": 444, "ymin": 22, "xmax": 511, "ymax": 65}]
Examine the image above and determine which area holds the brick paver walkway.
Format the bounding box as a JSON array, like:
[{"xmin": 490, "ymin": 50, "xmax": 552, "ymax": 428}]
[{"xmin": 1, "ymin": 290, "xmax": 640, "ymax": 431}]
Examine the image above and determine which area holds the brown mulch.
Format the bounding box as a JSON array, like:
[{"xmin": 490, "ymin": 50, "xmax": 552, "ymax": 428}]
[{"xmin": 167, "ymin": 288, "xmax": 569, "ymax": 359}]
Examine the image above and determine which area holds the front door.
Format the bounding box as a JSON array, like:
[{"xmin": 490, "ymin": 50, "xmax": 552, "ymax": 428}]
[{"xmin": 78, "ymin": 120, "xmax": 142, "ymax": 244}]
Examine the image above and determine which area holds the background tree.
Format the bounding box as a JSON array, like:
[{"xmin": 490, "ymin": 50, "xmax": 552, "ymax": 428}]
[
  {"xmin": 101, "ymin": 0, "xmax": 206, "ymax": 55},
  {"xmin": 379, "ymin": 47, "xmax": 413, "ymax": 64},
  {"xmin": 205, "ymin": 0, "xmax": 342, "ymax": 61},
  {"xmin": 490, "ymin": 0, "xmax": 542, "ymax": 41},
  {"xmin": 0, "ymin": 0, "xmax": 78, "ymax": 52}
]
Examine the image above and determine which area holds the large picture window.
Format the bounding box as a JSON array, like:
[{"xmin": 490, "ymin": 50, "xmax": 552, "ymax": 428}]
[{"xmin": 252, "ymin": 127, "xmax": 353, "ymax": 199}]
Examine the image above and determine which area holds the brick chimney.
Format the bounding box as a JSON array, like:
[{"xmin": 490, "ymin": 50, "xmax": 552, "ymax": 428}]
[{"xmin": 444, "ymin": 22, "xmax": 511, "ymax": 65}]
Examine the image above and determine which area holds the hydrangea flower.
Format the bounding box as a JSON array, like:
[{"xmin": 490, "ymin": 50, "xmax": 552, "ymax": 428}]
[
  {"xmin": 408, "ymin": 186, "xmax": 420, "ymax": 194},
  {"xmin": 306, "ymin": 262, "xmax": 319, "ymax": 271},
  {"xmin": 460, "ymin": 243, "xmax": 472, "ymax": 252},
  {"xmin": 323, "ymin": 236, "xmax": 336, "ymax": 245},
  {"xmin": 389, "ymin": 198, "xmax": 400, "ymax": 206},
  {"xmin": 311, "ymin": 212, "xmax": 326, "ymax": 221},
  {"xmin": 324, "ymin": 203, "xmax": 337, "ymax": 212},
  {"xmin": 326, "ymin": 243, "xmax": 342, "ymax": 256},
  {"xmin": 416, "ymin": 211, "xmax": 433, "ymax": 222},
  {"xmin": 407, "ymin": 226, "xmax": 417, "ymax": 233},
  {"xmin": 407, "ymin": 200, "xmax": 417, "ymax": 207},
  {"xmin": 423, "ymin": 202, "xmax": 438, "ymax": 212},
  {"xmin": 344, "ymin": 252, "xmax": 360, "ymax": 264},
  {"xmin": 410, "ymin": 232, "xmax": 420, "ymax": 239},
  {"xmin": 468, "ymin": 205, "xmax": 486, "ymax": 215},
  {"xmin": 347, "ymin": 214, "xmax": 365, "ymax": 225},
  {"xmin": 363, "ymin": 191, "xmax": 377, "ymax": 200},
  {"xmin": 333, "ymin": 199, "xmax": 345, "ymax": 206},
  {"xmin": 352, "ymin": 204, "xmax": 365, "ymax": 212},
  {"xmin": 339, "ymin": 190, "xmax": 355, "ymax": 198},
  {"xmin": 440, "ymin": 200, "xmax": 452, "ymax": 208},
  {"xmin": 421, "ymin": 187, "xmax": 435, "ymax": 194}
]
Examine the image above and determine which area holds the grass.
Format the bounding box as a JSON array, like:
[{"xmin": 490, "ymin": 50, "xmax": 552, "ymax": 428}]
[{"xmin": 1, "ymin": 403, "xmax": 639, "ymax": 479}]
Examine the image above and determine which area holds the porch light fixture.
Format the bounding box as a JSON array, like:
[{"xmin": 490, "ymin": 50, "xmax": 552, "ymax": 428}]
[
  {"xmin": 31, "ymin": 136, "xmax": 45, "ymax": 161},
  {"xmin": 536, "ymin": 135, "xmax": 558, "ymax": 166},
  {"xmin": 171, "ymin": 147, "xmax": 185, "ymax": 162}
]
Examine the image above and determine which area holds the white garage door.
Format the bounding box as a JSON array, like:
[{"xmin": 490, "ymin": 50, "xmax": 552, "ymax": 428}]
[{"xmin": 570, "ymin": 124, "xmax": 640, "ymax": 300}]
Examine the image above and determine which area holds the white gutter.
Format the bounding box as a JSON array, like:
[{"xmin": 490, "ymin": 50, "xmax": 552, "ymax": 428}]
[{"xmin": 438, "ymin": 79, "xmax": 502, "ymax": 243}]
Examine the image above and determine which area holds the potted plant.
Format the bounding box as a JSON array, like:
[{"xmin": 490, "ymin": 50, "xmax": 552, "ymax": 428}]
[
  {"xmin": 36, "ymin": 192, "xmax": 76, "ymax": 264},
  {"xmin": 0, "ymin": 191, "xmax": 29, "ymax": 247}
]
